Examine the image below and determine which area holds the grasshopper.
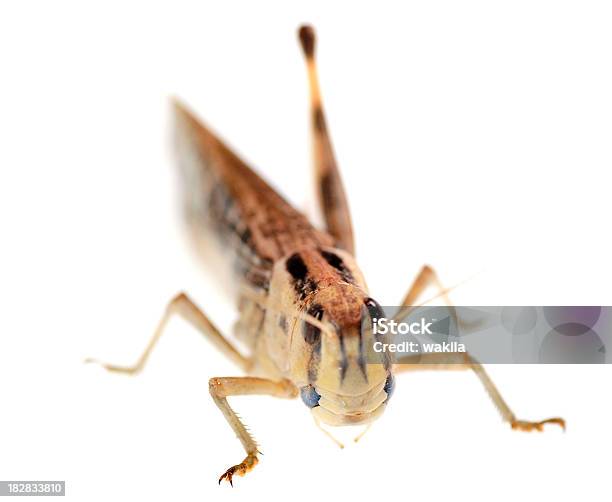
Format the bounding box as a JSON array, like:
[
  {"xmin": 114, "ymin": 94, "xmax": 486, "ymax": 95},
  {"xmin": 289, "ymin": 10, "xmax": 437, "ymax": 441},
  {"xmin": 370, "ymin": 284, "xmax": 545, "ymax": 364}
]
[{"xmin": 89, "ymin": 25, "xmax": 565, "ymax": 486}]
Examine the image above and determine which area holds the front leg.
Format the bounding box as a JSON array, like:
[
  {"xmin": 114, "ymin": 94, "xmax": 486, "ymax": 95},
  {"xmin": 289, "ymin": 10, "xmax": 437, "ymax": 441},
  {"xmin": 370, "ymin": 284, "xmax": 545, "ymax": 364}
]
[
  {"xmin": 209, "ymin": 377, "xmax": 298, "ymax": 486},
  {"xmin": 394, "ymin": 267, "xmax": 565, "ymax": 432},
  {"xmin": 394, "ymin": 353, "xmax": 565, "ymax": 432}
]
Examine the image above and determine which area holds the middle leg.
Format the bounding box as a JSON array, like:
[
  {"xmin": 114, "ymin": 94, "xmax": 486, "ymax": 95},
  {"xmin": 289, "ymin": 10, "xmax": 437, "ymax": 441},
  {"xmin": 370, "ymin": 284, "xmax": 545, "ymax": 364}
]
[
  {"xmin": 394, "ymin": 265, "xmax": 454, "ymax": 322},
  {"xmin": 87, "ymin": 292, "xmax": 251, "ymax": 374}
]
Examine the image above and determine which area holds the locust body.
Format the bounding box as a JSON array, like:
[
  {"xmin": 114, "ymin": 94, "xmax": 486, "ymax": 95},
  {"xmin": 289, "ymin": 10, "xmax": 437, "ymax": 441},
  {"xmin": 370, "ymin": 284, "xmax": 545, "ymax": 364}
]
[
  {"xmin": 90, "ymin": 25, "xmax": 565, "ymax": 486},
  {"xmin": 174, "ymin": 99, "xmax": 392, "ymax": 428}
]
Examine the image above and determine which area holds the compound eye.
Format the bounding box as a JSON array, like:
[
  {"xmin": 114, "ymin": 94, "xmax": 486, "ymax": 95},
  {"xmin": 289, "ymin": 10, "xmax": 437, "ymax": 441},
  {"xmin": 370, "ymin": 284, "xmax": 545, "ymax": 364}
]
[
  {"xmin": 300, "ymin": 385, "xmax": 321, "ymax": 408},
  {"xmin": 364, "ymin": 297, "xmax": 385, "ymax": 322}
]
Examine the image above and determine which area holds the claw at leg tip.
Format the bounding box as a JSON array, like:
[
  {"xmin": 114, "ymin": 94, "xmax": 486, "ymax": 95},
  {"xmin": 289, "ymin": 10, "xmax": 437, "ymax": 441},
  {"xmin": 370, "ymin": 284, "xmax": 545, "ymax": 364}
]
[{"xmin": 511, "ymin": 417, "xmax": 566, "ymax": 432}]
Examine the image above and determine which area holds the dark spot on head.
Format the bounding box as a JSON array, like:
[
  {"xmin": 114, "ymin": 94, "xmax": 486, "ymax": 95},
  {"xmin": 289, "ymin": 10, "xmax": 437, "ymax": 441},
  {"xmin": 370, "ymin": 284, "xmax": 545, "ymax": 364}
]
[
  {"xmin": 321, "ymin": 249, "xmax": 354, "ymax": 284},
  {"xmin": 286, "ymin": 253, "xmax": 308, "ymax": 281},
  {"xmin": 320, "ymin": 250, "xmax": 343, "ymax": 269},
  {"xmin": 286, "ymin": 253, "xmax": 318, "ymax": 301}
]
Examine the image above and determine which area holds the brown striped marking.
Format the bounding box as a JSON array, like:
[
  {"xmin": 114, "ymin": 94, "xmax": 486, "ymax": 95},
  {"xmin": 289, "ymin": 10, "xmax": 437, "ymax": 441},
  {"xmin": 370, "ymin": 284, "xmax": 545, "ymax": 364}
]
[{"xmin": 303, "ymin": 304, "xmax": 324, "ymax": 382}]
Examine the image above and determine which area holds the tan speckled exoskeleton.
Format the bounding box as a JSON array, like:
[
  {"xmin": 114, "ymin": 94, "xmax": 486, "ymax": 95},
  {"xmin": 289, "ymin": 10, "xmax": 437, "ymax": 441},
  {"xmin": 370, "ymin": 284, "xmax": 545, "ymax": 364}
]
[{"xmin": 89, "ymin": 25, "xmax": 565, "ymax": 485}]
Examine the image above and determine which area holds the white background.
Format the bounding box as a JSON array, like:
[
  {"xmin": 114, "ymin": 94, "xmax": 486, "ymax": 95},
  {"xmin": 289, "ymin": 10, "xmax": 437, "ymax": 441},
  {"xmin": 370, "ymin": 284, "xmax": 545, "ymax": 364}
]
[{"xmin": 1, "ymin": 1, "xmax": 611, "ymax": 501}]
